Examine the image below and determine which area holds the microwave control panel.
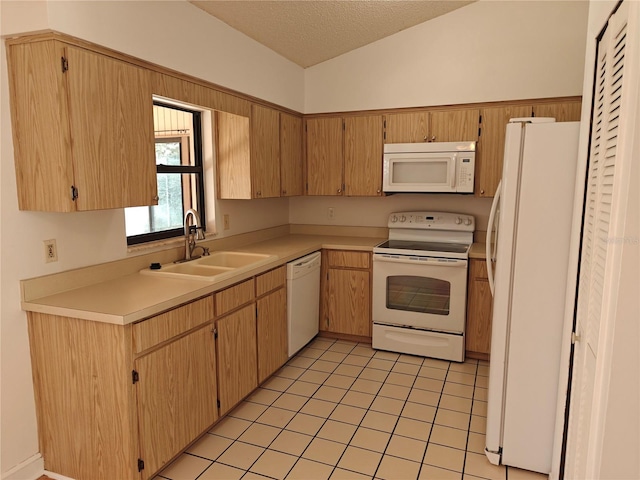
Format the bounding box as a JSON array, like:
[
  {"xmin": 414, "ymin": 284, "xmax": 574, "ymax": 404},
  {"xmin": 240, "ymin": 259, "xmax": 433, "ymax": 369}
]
[{"xmin": 456, "ymin": 155, "xmax": 475, "ymax": 192}]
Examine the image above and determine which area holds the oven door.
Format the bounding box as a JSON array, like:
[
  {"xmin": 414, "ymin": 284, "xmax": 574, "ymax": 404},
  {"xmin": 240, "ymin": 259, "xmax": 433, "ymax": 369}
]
[
  {"xmin": 373, "ymin": 253, "xmax": 468, "ymax": 333},
  {"xmin": 383, "ymin": 152, "xmax": 456, "ymax": 193}
]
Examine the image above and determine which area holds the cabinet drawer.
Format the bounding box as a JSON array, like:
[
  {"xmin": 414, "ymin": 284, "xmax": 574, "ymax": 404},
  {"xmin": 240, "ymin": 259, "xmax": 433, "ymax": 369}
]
[
  {"xmin": 133, "ymin": 296, "xmax": 214, "ymax": 354},
  {"xmin": 327, "ymin": 250, "xmax": 371, "ymax": 269},
  {"xmin": 215, "ymin": 278, "xmax": 255, "ymax": 316},
  {"xmin": 256, "ymin": 266, "xmax": 286, "ymax": 297}
]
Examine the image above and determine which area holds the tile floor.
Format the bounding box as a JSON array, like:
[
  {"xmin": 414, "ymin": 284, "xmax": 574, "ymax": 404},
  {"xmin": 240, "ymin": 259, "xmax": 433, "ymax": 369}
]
[{"xmin": 154, "ymin": 338, "xmax": 546, "ymax": 480}]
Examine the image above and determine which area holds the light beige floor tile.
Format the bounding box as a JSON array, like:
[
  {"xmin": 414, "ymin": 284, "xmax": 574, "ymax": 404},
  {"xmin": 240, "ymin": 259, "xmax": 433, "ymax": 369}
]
[
  {"xmin": 439, "ymin": 394, "xmax": 473, "ymax": 414},
  {"xmin": 286, "ymin": 458, "xmax": 334, "ymax": 480},
  {"xmin": 330, "ymin": 342, "xmax": 356, "ymax": 354},
  {"xmin": 217, "ymin": 441, "xmax": 265, "ymax": 470},
  {"xmin": 317, "ymin": 419, "xmax": 358, "ymax": 444},
  {"xmin": 256, "ymin": 406, "xmax": 296, "ymax": 428},
  {"xmin": 464, "ymin": 452, "xmax": 506, "ymax": 480},
  {"xmin": 423, "ymin": 443, "xmax": 465, "ymax": 472},
  {"xmin": 361, "ymin": 410, "xmax": 399, "ymax": 433},
  {"xmin": 242, "ymin": 472, "xmax": 272, "ymax": 479},
  {"xmin": 286, "ymin": 413, "xmax": 326, "ymax": 435},
  {"xmin": 418, "ymin": 366, "xmax": 448, "ymax": 380},
  {"xmin": 337, "ymin": 446, "xmax": 383, "ymax": 476},
  {"xmin": 350, "ymin": 426, "xmax": 391, "ymax": 453},
  {"xmin": 277, "ymin": 365, "xmax": 306, "ymax": 380},
  {"xmin": 393, "ymin": 417, "xmax": 432, "ymax": 441},
  {"xmin": 449, "ymin": 362, "xmax": 478, "ymax": 375},
  {"xmin": 209, "ymin": 416, "xmax": 252, "ymax": 440},
  {"xmin": 334, "ymin": 364, "xmax": 365, "ymax": 378},
  {"xmin": 286, "ymin": 380, "xmax": 320, "ymax": 397},
  {"xmin": 287, "ymin": 356, "xmax": 315, "ymax": 369},
  {"xmin": 385, "ymin": 434, "xmax": 427, "ymax": 462},
  {"xmin": 310, "ymin": 359, "xmax": 339, "ymax": 373},
  {"xmin": 325, "ymin": 374, "xmax": 357, "ymax": 390},
  {"xmin": 434, "ymin": 408, "xmax": 470, "ymax": 430},
  {"xmin": 187, "ymin": 434, "xmax": 233, "ymax": 461},
  {"xmin": 423, "ymin": 358, "xmax": 451, "ymax": 370},
  {"xmin": 321, "ymin": 351, "xmax": 348, "ymax": 363},
  {"xmin": 352, "ymin": 345, "xmax": 376, "ymax": 357},
  {"xmin": 401, "ymin": 402, "xmax": 437, "ymax": 423},
  {"xmin": 300, "ymin": 398, "xmax": 337, "ymax": 418},
  {"xmin": 229, "ymin": 401, "xmax": 268, "ymax": 421},
  {"xmin": 376, "ymin": 455, "xmax": 421, "ymax": 480},
  {"xmin": 444, "ymin": 382, "xmax": 474, "ymax": 399},
  {"xmin": 477, "ymin": 365, "xmax": 490, "ymax": 377},
  {"xmin": 392, "ymin": 362, "xmax": 420, "ymax": 376},
  {"xmin": 247, "ymin": 388, "xmax": 281, "ymax": 406},
  {"xmin": 429, "ymin": 424, "xmax": 468, "ymax": 450},
  {"xmin": 398, "ymin": 354, "xmax": 424, "ymax": 365},
  {"xmin": 343, "ymin": 354, "xmax": 371, "ymax": 367},
  {"xmin": 474, "ymin": 387, "xmax": 488, "ymax": 401},
  {"xmin": 329, "ymin": 404, "xmax": 367, "ymax": 425},
  {"xmin": 408, "ymin": 388, "xmax": 440, "ymax": 406},
  {"xmin": 470, "ymin": 415, "xmax": 487, "ymax": 434},
  {"xmin": 198, "ymin": 462, "xmax": 244, "ymax": 480},
  {"xmin": 475, "ymin": 376, "xmax": 488, "ymax": 388},
  {"xmin": 341, "ymin": 390, "xmax": 375, "ymax": 409},
  {"xmin": 272, "ymin": 393, "xmax": 308, "ymax": 412},
  {"xmin": 370, "ymin": 396, "xmax": 405, "ymax": 416},
  {"xmin": 299, "ymin": 369, "xmax": 331, "ymax": 385},
  {"xmin": 467, "ymin": 432, "xmax": 486, "ymax": 455},
  {"xmin": 507, "ymin": 467, "xmax": 548, "ymax": 480},
  {"xmin": 158, "ymin": 453, "xmax": 211, "ymax": 480},
  {"xmin": 313, "ymin": 385, "xmax": 347, "ymax": 403},
  {"xmin": 446, "ymin": 371, "xmax": 476, "ymax": 386},
  {"xmin": 472, "ymin": 400, "xmax": 488, "ymax": 417},
  {"xmin": 359, "ymin": 367, "xmax": 389, "ymax": 382},
  {"xmin": 238, "ymin": 423, "xmax": 281, "ymax": 447},
  {"xmin": 367, "ymin": 358, "xmax": 395, "ymax": 371},
  {"xmin": 419, "ymin": 464, "xmax": 462, "ymax": 480},
  {"xmin": 309, "ymin": 338, "xmax": 334, "ymax": 350},
  {"xmin": 302, "ymin": 437, "xmax": 347, "ymax": 465},
  {"xmin": 299, "ymin": 347, "xmax": 325, "ymax": 359},
  {"xmin": 351, "ymin": 378, "xmax": 383, "ymax": 395},
  {"xmin": 250, "ymin": 449, "xmax": 297, "ymax": 479},
  {"xmin": 378, "ymin": 383, "xmax": 410, "ymax": 400},
  {"xmin": 330, "ymin": 467, "xmax": 372, "ymax": 480},
  {"xmin": 385, "ymin": 372, "xmax": 415, "ymax": 387},
  {"xmin": 269, "ymin": 430, "xmax": 313, "ymax": 457},
  {"xmin": 262, "ymin": 376, "xmax": 295, "ymax": 392},
  {"xmin": 413, "ymin": 376, "xmax": 444, "ymax": 393},
  {"xmin": 374, "ymin": 350, "xmax": 400, "ymax": 361}
]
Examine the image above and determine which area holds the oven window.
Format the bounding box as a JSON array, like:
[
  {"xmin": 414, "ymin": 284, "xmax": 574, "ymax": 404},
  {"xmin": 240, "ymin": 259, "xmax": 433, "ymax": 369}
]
[{"xmin": 386, "ymin": 275, "xmax": 450, "ymax": 315}]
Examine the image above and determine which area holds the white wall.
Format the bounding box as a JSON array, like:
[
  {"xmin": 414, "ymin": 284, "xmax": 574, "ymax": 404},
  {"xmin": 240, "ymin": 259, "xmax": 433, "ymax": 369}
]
[{"xmin": 304, "ymin": 0, "xmax": 589, "ymax": 113}]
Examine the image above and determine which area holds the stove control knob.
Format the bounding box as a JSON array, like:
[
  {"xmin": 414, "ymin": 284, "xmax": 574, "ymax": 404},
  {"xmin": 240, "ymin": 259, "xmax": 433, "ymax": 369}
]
[
  {"xmin": 455, "ymin": 217, "xmax": 463, "ymax": 225},
  {"xmin": 464, "ymin": 218, "xmax": 472, "ymax": 226},
  {"xmin": 400, "ymin": 215, "xmax": 407, "ymax": 222},
  {"xmin": 390, "ymin": 215, "xmax": 398, "ymax": 223}
]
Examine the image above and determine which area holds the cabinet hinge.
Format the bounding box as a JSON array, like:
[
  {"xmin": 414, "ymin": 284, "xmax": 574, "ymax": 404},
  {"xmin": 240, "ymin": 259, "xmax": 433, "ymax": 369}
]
[
  {"xmin": 305, "ymin": 182, "xmax": 308, "ymax": 193},
  {"xmin": 137, "ymin": 458, "xmax": 145, "ymax": 472},
  {"xmin": 343, "ymin": 121, "xmax": 345, "ymax": 131},
  {"xmin": 61, "ymin": 56, "xmax": 69, "ymax": 73},
  {"xmin": 132, "ymin": 370, "xmax": 139, "ymax": 384},
  {"xmin": 71, "ymin": 185, "xmax": 78, "ymax": 201},
  {"xmin": 217, "ymin": 399, "xmax": 221, "ymax": 408},
  {"xmin": 479, "ymin": 114, "xmax": 482, "ymax": 124},
  {"xmin": 478, "ymin": 127, "xmax": 482, "ymax": 138},
  {"xmin": 383, "ymin": 131, "xmax": 386, "ymax": 140}
]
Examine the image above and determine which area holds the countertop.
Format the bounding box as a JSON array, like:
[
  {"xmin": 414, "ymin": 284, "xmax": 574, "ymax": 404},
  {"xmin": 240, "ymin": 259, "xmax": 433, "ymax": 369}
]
[{"xmin": 469, "ymin": 243, "xmax": 488, "ymax": 260}]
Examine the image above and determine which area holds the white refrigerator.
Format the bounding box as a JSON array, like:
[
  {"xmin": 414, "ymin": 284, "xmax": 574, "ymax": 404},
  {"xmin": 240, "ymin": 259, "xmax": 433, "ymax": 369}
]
[{"xmin": 484, "ymin": 118, "xmax": 580, "ymax": 473}]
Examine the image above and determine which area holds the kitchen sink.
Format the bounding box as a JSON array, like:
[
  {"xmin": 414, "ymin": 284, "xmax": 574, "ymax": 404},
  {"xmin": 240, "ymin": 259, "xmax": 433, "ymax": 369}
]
[{"xmin": 140, "ymin": 251, "xmax": 275, "ymax": 282}]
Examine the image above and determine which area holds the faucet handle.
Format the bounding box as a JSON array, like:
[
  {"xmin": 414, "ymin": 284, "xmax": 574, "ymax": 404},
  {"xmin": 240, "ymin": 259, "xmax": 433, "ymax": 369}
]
[
  {"xmin": 202, "ymin": 247, "xmax": 210, "ymax": 256},
  {"xmin": 195, "ymin": 226, "xmax": 206, "ymax": 241}
]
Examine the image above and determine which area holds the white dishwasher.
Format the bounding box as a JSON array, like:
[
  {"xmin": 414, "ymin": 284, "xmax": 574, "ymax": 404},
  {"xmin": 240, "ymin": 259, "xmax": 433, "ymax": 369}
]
[{"xmin": 286, "ymin": 251, "xmax": 321, "ymax": 357}]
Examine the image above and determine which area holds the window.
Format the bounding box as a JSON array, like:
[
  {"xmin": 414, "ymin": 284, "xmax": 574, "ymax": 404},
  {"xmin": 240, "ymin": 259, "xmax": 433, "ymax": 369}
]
[{"xmin": 125, "ymin": 103, "xmax": 205, "ymax": 245}]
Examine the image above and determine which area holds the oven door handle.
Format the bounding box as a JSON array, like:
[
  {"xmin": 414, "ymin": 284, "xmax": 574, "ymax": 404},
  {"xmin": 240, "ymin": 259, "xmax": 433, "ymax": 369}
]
[{"xmin": 374, "ymin": 255, "xmax": 467, "ymax": 268}]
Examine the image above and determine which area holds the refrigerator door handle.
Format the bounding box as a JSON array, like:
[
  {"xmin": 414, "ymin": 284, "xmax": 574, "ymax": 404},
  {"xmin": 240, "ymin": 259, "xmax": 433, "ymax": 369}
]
[{"xmin": 486, "ymin": 180, "xmax": 502, "ymax": 296}]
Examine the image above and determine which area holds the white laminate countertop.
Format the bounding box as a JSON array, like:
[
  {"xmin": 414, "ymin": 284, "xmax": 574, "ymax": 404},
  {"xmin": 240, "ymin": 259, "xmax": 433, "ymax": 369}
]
[{"xmin": 22, "ymin": 234, "xmax": 385, "ymax": 325}]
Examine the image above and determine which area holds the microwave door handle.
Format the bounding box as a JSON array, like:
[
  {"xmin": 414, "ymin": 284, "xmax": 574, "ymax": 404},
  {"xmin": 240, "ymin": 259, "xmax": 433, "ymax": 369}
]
[{"xmin": 450, "ymin": 158, "xmax": 456, "ymax": 188}]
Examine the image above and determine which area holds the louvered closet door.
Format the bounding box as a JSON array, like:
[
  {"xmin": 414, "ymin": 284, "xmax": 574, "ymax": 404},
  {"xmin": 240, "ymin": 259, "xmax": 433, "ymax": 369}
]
[{"xmin": 565, "ymin": 2, "xmax": 637, "ymax": 477}]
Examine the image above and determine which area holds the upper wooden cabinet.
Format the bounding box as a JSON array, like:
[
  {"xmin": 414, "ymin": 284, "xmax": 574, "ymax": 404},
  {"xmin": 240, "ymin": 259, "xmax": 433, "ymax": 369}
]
[
  {"xmin": 250, "ymin": 104, "xmax": 281, "ymax": 198},
  {"xmin": 384, "ymin": 109, "xmax": 479, "ymax": 144},
  {"xmin": 7, "ymin": 39, "xmax": 157, "ymax": 211},
  {"xmin": 533, "ymin": 100, "xmax": 582, "ymax": 121},
  {"xmin": 280, "ymin": 113, "xmax": 304, "ymax": 196},
  {"xmin": 306, "ymin": 117, "xmax": 344, "ymax": 196}
]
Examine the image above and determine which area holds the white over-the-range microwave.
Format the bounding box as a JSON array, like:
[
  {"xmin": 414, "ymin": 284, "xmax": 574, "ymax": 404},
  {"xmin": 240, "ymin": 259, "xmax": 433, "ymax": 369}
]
[{"xmin": 382, "ymin": 141, "xmax": 476, "ymax": 193}]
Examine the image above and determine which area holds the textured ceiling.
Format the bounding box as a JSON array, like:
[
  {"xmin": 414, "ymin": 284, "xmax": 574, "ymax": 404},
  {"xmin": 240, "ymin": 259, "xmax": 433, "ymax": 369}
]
[{"xmin": 189, "ymin": 1, "xmax": 475, "ymax": 68}]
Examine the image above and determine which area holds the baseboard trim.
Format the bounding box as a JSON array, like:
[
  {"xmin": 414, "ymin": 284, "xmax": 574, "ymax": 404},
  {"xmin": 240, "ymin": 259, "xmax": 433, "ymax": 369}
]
[
  {"xmin": 43, "ymin": 472, "xmax": 75, "ymax": 480},
  {"xmin": 2, "ymin": 454, "xmax": 43, "ymax": 480}
]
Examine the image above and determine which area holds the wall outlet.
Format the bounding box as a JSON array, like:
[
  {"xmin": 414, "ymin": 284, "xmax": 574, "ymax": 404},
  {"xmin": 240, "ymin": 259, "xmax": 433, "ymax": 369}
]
[
  {"xmin": 328, "ymin": 207, "xmax": 335, "ymax": 219},
  {"xmin": 44, "ymin": 239, "xmax": 58, "ymax": 263},
  {"xmin": 223, "ymin": 214, "xmax": 230, "ymax": 230}
]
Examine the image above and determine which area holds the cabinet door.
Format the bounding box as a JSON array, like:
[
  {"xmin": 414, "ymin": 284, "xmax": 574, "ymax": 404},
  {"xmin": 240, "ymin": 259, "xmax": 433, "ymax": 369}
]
[
  {"xmin": 216, "ymin": 111, "xmax": 252, "ymax": 199},
  {"xmin": 465, "ymin": 260, "xmax": 493, "ymax": 355},
  {"xmin": 280, "ymin": 113, "xmax": 303, "ymax": 196},
  {"xmin": 477, "ymin": 104, "xmax": 533, "ymax": 197},
  {"xmin": 216, "ymin": 305, "xmax": 258, "ymax": 415},
  {"xmin": 384, "ymin": 112, "xmax": 430, "ymax": 143},
  {"xmin": 326, "ymin": 268, "xmax": 371, "ymax": 337},
  {"xmin": 65, "ymin": 46, "xmax": 157, "ymax": 211},
  {"xmin": 257, "ymin": 288, "xmax": 288, "ymax": 383},
  {"xmin": 533, "ymin": 100, "xmax": 582, "ymax": 121},
  {"xmin": 430, "ymin": 109, "xmax": 480, "ymax": 142},
  {"xmin": 306, "ymin": 117, "xmax": 344, "ymax": 195},
  {"xmin": 251, "ymin": 104, "xmax": 281, "ymax": 198},
  {"xmin": 136, "ymin": 324, "xmax": 218, "ymax": 480},
  {"xmin": 344, "ymin": 115, "xmax": 383, "ymax": 196}
]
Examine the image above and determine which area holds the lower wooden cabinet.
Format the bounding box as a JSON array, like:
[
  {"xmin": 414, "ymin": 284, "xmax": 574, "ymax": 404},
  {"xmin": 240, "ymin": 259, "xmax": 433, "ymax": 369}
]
[
  {"xmin": 466, "ymin": 259, "xmax": 493, "ymax": 358},
  {"xmin": 256, "ymin": 267, "xmax": 288, "ymax": 383},
  {"xmin": 321, "ymin": 249, "xmax": 372, "ymax": 338}
]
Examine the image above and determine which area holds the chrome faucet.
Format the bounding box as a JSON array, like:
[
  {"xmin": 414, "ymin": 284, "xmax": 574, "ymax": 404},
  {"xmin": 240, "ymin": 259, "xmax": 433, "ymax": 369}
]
[{"xmin": 183, "ymin": 209, "xmax": 206, "ymax": 261}]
